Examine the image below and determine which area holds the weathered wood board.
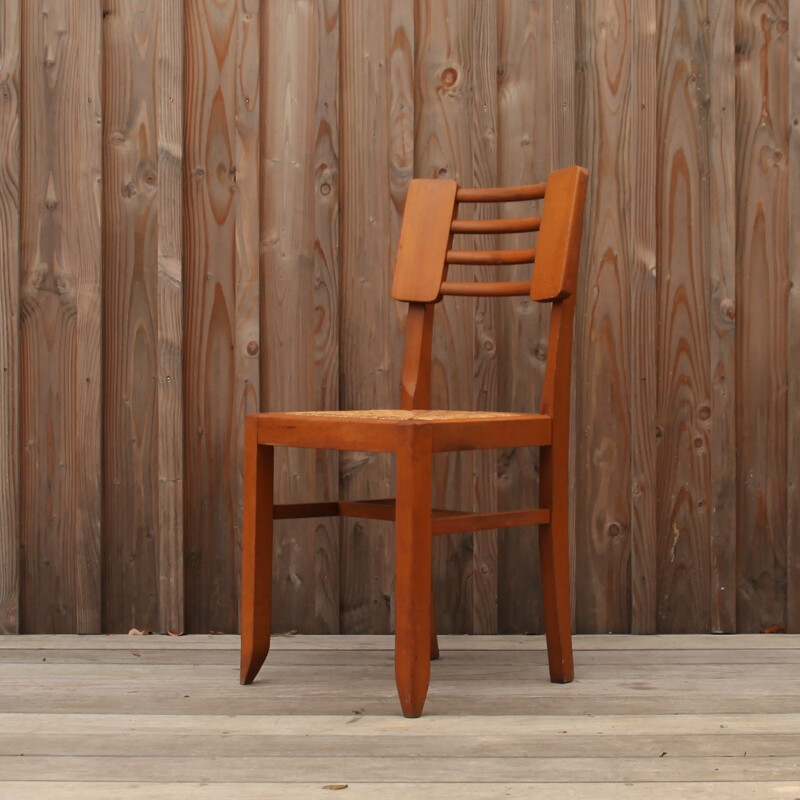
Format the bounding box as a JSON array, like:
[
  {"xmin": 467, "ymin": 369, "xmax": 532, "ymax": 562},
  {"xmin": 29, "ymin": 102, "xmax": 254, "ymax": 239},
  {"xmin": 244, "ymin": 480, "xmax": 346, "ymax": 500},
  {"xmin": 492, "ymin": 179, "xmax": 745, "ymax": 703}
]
[{"xmin": 0, "ymin": 0, "xmax": 796, "ymax": 635}]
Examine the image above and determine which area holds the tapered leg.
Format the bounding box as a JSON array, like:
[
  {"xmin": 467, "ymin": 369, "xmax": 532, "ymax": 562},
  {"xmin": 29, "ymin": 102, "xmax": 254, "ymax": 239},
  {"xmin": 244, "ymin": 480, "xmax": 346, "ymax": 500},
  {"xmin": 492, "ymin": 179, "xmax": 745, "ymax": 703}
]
[
  {"xmin": 394, "ymin": 423, "xmax": 433, "ymax": 717},
  {"xmin": 538, "ymin": 444, "xmax": 574, "ymax": 683},
  {"xmin": 430, "ymin": 590, "xmax": 439, "ymax": 660},
  {"xmin": 240, "ymin": 418, "xmax": 274, "ymax": 685}
]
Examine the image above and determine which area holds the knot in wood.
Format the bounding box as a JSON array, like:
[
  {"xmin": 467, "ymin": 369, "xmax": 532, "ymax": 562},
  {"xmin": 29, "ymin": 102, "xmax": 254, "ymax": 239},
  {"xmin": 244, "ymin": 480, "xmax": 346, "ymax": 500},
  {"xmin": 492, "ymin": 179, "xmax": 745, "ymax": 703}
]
[
  {"xmin": 441, "ymin": 67, "xmax": 458, "ymax": 89},
  {"xmin": 720, "ymin": 299, "xmax": 735, "ymax": 321}
]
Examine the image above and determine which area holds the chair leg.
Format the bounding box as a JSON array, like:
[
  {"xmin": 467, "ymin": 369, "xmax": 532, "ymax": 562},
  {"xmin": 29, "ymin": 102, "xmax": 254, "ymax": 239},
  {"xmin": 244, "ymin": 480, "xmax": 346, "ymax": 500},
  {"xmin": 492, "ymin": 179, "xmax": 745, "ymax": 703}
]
[
  {"xmin": 430, "ymin": 589, "xmax": 439, "ymax": 660},
  {"xmin": 240, "ymin": 421, "xmax": 274, "ymax": 685},
  {"xmin": 538, "ymin": 444, "xmax": 574, "ymax": 683},
  {"xmin": 394, "ymin": 423, "xmax": 433, "ymax": 717}
]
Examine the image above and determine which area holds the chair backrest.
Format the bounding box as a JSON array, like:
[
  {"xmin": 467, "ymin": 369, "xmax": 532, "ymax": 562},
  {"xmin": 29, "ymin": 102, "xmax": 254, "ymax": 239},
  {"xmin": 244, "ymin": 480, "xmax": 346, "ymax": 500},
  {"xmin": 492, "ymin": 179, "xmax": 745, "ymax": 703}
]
[{"xmin": 391, "ymin": 166, "xmax": 589, "ymax": 416}]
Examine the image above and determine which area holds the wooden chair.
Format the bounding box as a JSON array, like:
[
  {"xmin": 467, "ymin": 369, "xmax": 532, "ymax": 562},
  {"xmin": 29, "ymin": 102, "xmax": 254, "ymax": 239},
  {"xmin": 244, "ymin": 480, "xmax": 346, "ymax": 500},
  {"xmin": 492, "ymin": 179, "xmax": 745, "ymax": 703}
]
[{"xmin": 240, "ymin": 165, "xmax": 589, "ymax": 717}]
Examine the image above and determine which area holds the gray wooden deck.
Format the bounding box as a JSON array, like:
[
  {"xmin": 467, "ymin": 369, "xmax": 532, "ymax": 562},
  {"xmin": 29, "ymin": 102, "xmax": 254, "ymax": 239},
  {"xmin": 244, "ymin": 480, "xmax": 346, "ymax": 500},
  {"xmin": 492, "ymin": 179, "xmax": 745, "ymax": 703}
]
[{"xmin": 1, "ymin": 634, "xmax": 799, "ymax": 798}]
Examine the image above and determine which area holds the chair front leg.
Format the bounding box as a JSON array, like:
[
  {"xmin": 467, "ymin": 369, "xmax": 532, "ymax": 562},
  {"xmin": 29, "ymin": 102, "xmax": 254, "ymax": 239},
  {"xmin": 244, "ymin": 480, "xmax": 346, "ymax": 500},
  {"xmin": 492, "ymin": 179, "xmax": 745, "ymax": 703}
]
[
  {"xmin": 240, "ymin": 418, "xmax": 274, "ymax": 685},
  {"xmin": 538, "ymin": 443, "xmax": 574, "ymax": 683},
  {"xmin": 394, "ymin": 423, "xmax": 433, "ymax": 717}
]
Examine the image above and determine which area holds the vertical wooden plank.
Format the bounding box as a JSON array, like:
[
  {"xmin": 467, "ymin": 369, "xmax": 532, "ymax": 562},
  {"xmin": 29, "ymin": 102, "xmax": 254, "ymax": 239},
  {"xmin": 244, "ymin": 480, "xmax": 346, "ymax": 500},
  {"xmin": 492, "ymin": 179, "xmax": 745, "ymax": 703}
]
[
  {"xmin": 102, "ymin": 0, "xmax": 161, "ymax": 632},
  {"xmin": 414, "ymin": 0, "xmax": 478, "ymax": 633},
  {"xmin": 156, "ymin": 0, "xmax": 185, "ymax": 634},
  {"xmin": 385, "ymin": 0, "xmax": 415, "ymax": 634},
  {"xmin": 788, "ymin": 0, "xmax": 800, "ymax": 634},
  {"xmin": 262, "ymin": 0, "xmax": 339, "ymax": 634},
  {"xmin": 573, "ymin": 0, "xmax": 632, "ymax": 633},
  {"xmin": 470, "ymin": 1, "xmax": 499, "ymax": 635},
  {"xmin": 628, "ymin": 0, "xmax": 658, "ymax": 635},
  {"xmin": 388, "ymin": 0, "xmax": 416, "ymax": 379},
  {"xmin": 735, "ymin": 0, "xmax": 790, "ymax": 632},
  {"xmin": 184, "ymin": 0, "xmax": 259, "ymax": 633},
  {"xmin": 550, "ymin": 0, "xmax": 578, "ymax": 630},
  {"xmin": 232, "ymin": 0, "xmax": 261, "ymax": 631},
  {"xmin": 312, "ymin": 0, "xmax": 340, "ymax": 634},
  {"xmin": 551, "ymin": 1, "xmax": 577, "ymax": 173},
  {"xmin": 20, "ymin": 0, "xmax": 103, "ymax": 633},
  {"xmin": 0, "ymin": 0, "xmax": 20, "ymax": 634},
  {"xmin": 384, "ymin": 0, "xmax": 416, "ymax": 633},
  {"xmin": 707, "ymin": 0, "xmax": 737, "ymax": 633},
  {"xmin": 339, "ymin": 0, "xmax": 405, "ymax": 634},
  {"xmin": 654, "ymin": 1, "xmax": 715, "ymax": 633},
  {"xmin": 183, "ymin": 0, "xmax": 234, "ymax": 633},
  {"xmin": 495, "ymin": 0, "xmax": 552, "ymax": 635}
]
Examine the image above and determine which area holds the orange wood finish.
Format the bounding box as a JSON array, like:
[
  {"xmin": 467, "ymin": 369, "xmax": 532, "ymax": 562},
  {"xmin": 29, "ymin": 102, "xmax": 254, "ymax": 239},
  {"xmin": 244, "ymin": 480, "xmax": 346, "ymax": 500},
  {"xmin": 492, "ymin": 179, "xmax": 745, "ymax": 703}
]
[
  {"xmin": 240, "ymin": 165, "xmax": 589, "ymax": 716},
  {"xmin": 450, "ymin": 216, "xmax": 540, "ymax": 234},
  {"xmin": 445, "ymin": 247, "xmax": 536, "ymax": 265},
  {"xmin": 440, "ymin": 280, "xmax": 531, "ymax": 298}
]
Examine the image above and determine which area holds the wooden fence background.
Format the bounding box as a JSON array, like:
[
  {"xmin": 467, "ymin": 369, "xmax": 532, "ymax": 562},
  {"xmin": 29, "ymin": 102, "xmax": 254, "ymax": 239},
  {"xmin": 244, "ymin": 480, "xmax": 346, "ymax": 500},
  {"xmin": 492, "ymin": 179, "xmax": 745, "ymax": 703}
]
[{"xmin": 0, "ymin": 0, "xmax": 798, "ymax": 635}]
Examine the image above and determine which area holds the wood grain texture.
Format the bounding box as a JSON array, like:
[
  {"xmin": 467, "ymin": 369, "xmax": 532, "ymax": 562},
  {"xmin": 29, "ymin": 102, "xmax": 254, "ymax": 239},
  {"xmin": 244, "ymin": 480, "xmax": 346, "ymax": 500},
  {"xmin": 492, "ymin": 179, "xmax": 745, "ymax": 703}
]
[
  {"xmin": 628, "ymin": 0, "xmax": 657, "ymax": 634},
  {"xmin": 0, "ymin": 0, "xmax": 20, "ymax": 634},
  {"xmin": 788, "ymin": 0, "xmax": 800, "ymax": 634},
  {"xmin": 184, "ymin": 0, "xmax": 259, "ymax": 633},
  {"xmin": 262, "ymin": 0, "xmax": 339, "ymax": 634},
  {"xmin": 550, "ymin": 0, "xmax": 578, "ymax": 635},
  {"xmin": 20, "ymin": 0, "xmax": 103, "ymax": 633},
  {"xmin": 573, "ymin": 0, "xmax": 632, "ymax": 633},
  {"xmin": 496, "ymin": 0, "xmax": 551, "ymax": 635},
  {"xmin": 156, "ymin": 0, "xmax": 185, "ymax": 634},
  {"xmin": 387, "ymin": 0, "xmax": 416, "ymax": 407},
  {"xmin": 0, "ymin": 0, "xmax": 797, "ymax": 636},
  {"xmin": 339, "ymin": 0, "xmax": 408, "ymax": 634},
  {"xmin": 655, "ymin": 1, "xmax": 715, "ymax": 633},
  {"xmin": 706, "ymin": 1, "xmax": 737, "ymax": 633},
  {"xmin": 311, "ymin": 0, "xmax": 341, "ymax": 635},
  {"xmin": 101, "ymin": 0, "xmax": 161, "ymax": 633},
  {"xmin": 469, "ymin": 0, "xmax": 499, "ymax": 635},
  {"xmin": 232, "ymin": 0, "xmax": 261, "ymax": 633},
  {"xmin": 4, "ymin": 634, "xmax": 800, "ymax": 798},
  {"xmin": 735, "ymin": 0, "xmax": 790, "ymax": 632},
  {"xmin": 414, "ymin": 0, "xmax": 479, "ymax": 634}
]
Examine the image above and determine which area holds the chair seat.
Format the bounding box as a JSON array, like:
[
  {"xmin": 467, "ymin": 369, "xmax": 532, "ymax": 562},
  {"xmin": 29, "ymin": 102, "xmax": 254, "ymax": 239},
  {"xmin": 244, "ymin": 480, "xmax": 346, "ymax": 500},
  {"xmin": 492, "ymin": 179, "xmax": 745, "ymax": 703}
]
[{"xmin": 252, "ymin": 409, "xmax": 552, "ymax": 453}]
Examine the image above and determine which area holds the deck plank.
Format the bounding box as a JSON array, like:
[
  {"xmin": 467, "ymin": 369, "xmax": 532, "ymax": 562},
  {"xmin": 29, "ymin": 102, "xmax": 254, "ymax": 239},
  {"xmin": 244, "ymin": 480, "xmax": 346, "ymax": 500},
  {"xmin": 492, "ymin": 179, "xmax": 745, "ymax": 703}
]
[
  {"xmin": 2, "ymin": 754, "xmax": 800, "ymax": 783},
  {"xmin": 2, "ymin": 783, "xmax": 799, "ymax": 800},
  {"xmin": 0, "ymin": 635, "xmax": 798, "ymax": 796}
]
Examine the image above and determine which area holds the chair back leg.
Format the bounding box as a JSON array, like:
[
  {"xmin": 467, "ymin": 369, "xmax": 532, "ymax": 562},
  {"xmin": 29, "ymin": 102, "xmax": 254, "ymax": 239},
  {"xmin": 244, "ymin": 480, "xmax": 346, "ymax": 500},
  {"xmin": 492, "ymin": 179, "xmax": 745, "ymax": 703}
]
[
  {"xmin": 538, "ymin": 443, "xmax": 574, "ymax": 683},
  {"xmin": 240, "ymin": 424, "xmax": 275, "ymax": 685}
]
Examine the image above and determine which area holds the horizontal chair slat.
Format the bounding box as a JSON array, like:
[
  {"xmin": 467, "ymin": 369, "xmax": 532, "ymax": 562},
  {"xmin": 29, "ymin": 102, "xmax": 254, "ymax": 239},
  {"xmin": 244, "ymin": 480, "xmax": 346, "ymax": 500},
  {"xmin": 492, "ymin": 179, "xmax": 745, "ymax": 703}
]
[
  {"xmin": 432, "ymin": 507, "xmax": 550, "ymax": 535},
  {"xmin": 450, "ymin": 216, "xmax": 541, "ymax": 234},
  {"xmin": 440, "ymin": 280, "xmax": 531, "ymax": 297},
  {"xmin": 446, "ymin": 248, "xmax": 536, "ymax": 265},
  {"xmin": 272, "ymin": 500, "xmax": 551, "ymax": 535},
  {"xmin": 456, "ymin": 183, "xmax": 546, "ymax": 202}
]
